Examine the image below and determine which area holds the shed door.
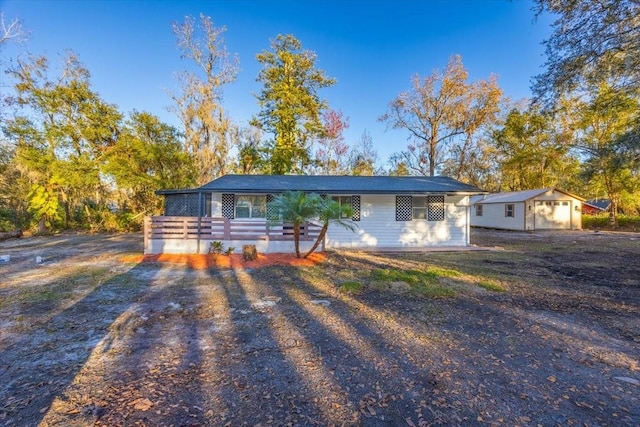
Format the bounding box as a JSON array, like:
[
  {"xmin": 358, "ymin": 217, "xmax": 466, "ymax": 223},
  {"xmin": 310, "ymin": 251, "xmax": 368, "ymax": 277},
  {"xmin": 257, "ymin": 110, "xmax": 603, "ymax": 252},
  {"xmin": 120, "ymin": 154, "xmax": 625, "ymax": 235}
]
[{"xmin": 534, "ymin": 200, "xmax": 571, "ymax": 229}]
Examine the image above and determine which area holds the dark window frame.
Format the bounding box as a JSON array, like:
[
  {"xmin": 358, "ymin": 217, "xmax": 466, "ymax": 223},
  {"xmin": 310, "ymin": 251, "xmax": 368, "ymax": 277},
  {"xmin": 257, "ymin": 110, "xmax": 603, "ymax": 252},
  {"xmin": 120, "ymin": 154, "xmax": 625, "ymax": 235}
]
[{"xmin": 505, "ymin": 203, "xmax": 515, "ymax": 218}]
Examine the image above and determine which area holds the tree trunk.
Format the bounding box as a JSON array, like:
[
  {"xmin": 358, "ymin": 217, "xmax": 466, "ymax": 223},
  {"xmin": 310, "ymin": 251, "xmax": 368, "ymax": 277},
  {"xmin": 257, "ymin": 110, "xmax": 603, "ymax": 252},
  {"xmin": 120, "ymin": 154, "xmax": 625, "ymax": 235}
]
[
  {"xmin": 293, "ymin": 221, "xmax": 301, "ymax": 258},
  {"xmin": 38, "ymin": 216, "xmax": 47, "ymax": 234},
  {"xmin": 609, "ymin": 199, "xmax": 619, "ymax": 228},
  {"xmin": 0, "ymin": 230, "xmax": 22, "ymax": 242},
  {"xmin": 303, "ymin": 224, "xmax": 328, "ymax": 258},
  {"xmin": 429, "ymin": 134, "xmax": 437, "ymax": 177}
]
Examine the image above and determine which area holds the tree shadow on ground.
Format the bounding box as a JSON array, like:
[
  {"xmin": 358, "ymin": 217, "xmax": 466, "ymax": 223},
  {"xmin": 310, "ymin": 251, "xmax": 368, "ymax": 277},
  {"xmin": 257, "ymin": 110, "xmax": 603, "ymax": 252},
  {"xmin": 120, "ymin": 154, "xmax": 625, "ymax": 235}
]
[
  {"xmin": 201, "ymin": 264, "xmax": 448, "ymax": 425},
  {"xmin": 0, "ymin": 261, "xmax": 155, "ymax": 426}
]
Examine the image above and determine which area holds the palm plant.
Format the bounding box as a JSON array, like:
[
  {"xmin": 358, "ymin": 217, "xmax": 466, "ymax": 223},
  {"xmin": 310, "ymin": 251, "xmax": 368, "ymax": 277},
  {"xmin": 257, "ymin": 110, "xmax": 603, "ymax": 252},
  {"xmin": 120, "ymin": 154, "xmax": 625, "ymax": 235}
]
[
  {"xmin": 267, "ymin": 191, "xmax": 323, "ymax": 258},
  {"xmin": 303, "ymin": 197, "xmax": 357, "ymax": 258},
  {"xmin": 268, "ymin": 191, "xmax": 358, "ymax": 258}
]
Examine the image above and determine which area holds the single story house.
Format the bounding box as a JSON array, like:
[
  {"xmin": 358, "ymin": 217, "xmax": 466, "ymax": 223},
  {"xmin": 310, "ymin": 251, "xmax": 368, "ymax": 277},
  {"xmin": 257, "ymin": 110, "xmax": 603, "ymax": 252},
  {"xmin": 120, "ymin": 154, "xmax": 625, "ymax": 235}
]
[
  {"xmin": 146, "ymin": 174, "xmax": 486, "ymax": 254},
  {"xmin": 470, "ymin": 188, "xmax": 583, "ymax": 231},
  {"xmin": 583, "ymin": 199, "xmax": 611, "ymax": 215}
]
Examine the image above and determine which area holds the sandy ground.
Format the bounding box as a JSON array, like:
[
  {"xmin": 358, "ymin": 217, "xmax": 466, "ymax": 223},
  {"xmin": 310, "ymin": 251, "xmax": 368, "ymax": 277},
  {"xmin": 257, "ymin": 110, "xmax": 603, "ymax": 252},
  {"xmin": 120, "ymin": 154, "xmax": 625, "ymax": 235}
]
[{"xmin": 0, "ymin": 229, "xmax": 638, "ymax": 426}]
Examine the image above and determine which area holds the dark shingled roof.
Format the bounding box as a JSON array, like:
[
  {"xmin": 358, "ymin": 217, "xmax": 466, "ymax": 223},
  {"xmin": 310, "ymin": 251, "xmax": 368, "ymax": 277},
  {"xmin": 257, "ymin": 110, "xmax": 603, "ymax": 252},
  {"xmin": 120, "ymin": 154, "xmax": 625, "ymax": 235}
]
[
  {"xmin": 158, "ymin": 174, "xmax": 486, "ymax": 195},
  {"xmin": 585, "ymin": 199, "xmax": 611, "ymax": 210}
]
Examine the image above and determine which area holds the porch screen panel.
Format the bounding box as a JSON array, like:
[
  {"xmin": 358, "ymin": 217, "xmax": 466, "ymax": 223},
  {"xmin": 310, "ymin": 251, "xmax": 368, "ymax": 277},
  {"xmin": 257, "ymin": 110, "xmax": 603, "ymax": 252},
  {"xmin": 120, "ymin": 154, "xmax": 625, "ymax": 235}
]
[
  {"xmin": 427, "ymin": 195, "xmax": 445, "ymax": 221},
  {"xmin": 396, "ymin": 196, "xmax": 412, "ymax": 221},
  {"xmin": 222, "ymin": 194, "xmax": 235, "ymax": 219},
  {"xmin": 164, "ymin": 193, "xmax": 201, "ymax": 216},
  {"xmin": 351, "ymin": 195, "xmax": 361, "ymax": 221}
]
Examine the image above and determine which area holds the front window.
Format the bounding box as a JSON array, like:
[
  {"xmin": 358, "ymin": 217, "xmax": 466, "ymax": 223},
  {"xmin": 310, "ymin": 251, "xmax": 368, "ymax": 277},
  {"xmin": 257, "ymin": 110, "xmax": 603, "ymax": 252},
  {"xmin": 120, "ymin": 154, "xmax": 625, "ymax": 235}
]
[
  {"xmin": 476, "ymin": 205, "xmax": 483, "ymax": 216},
  {"xmin": 235, "ymin": 196, "xmax": 266, "ymax": 218},
  {"xmin": 412, "ymin": 196, "xmax": 428, "ymax": 219},
  {"xmin": 413, "ymin": 196, "xmax": 445, "ymax": 221},
  {"xmin": 331, "ymin": 196, "xmax": 352, "ymax": 219}
]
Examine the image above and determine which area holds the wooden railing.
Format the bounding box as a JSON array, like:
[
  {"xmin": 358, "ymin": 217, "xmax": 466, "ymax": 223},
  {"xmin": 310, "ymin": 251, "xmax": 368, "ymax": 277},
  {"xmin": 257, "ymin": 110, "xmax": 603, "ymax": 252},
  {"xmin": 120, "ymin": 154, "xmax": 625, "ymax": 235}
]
[{"xmin": 144, "ymin": 216, "xmax": 322, "ymax": 244}]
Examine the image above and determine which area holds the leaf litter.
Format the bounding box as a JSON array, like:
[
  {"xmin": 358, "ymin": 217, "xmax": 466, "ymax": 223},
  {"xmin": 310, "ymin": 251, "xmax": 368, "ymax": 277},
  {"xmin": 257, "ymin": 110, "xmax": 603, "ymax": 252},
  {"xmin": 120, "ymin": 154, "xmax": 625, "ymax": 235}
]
[{"xmin": 0, "ymin": 229, "xmax": 638, "ymax": 426}]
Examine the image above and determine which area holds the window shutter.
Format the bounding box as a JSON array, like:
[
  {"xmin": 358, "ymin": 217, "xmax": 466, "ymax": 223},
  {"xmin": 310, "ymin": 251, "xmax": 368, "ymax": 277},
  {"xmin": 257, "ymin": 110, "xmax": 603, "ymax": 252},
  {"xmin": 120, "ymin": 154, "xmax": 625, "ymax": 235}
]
[
  {"xmin": 427, "ymin": 195, "xmax": 445, "ymax": 221},
  {"xmin": 222, "ymin": 194, "xmax": 235, "ymax": 219},
  {"xmin": 266, "ymin": 194, "xmax": 276, "ymax": 219},
  {"xmin": 396, "ymin": 196, "xmax": 412, "ymax": 221},
  {"xmin": 351, "ymin": 195, "xmax": 361, "ymax": 221}
]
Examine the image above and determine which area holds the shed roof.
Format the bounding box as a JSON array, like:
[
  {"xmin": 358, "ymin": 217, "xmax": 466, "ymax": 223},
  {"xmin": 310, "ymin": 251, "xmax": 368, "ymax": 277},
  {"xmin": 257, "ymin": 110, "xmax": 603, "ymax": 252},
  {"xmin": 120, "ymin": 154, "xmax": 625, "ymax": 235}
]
[
  {"xmin": 470, "ymin": 188, "xmax": 584, "ymax": 204},
  {"xmin": 158, "ymin": 174, "xmax": 486, "ymax": 195}
]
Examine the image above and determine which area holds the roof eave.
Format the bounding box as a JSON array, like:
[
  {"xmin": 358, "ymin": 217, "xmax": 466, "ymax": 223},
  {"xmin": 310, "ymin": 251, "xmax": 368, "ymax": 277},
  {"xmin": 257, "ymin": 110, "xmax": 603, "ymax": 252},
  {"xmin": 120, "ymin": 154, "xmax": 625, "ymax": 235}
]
[{"xmin": 158, "ymin": 189, "xmax": 487, "ymax": 196}]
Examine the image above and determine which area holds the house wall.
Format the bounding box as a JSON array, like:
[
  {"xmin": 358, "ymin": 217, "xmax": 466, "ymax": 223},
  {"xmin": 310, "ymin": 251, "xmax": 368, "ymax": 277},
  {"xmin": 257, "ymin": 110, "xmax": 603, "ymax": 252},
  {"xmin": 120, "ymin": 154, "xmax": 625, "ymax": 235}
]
[
  {"xmin": 326, "ymin": 195, "xmax": 469, "ymax": 248},
  {"xmin": 471, "ymin": 202, "xmax": 526, "ymax": 231}
]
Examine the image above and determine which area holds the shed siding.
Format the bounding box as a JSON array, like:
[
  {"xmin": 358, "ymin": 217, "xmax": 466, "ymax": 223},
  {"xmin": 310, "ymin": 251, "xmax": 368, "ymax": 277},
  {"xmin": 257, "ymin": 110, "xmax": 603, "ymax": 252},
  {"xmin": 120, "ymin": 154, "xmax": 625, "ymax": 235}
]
[
  {"xmin": 531, "ymin": 190, "xmax": 582, "ymax": 229},
  {"xmin": 326, "ymin": 195, "xmax": 468, "ymax": 248},
  {"xmin": 471, "ymin": 202, "xmax": 526, "ymax": 231}
]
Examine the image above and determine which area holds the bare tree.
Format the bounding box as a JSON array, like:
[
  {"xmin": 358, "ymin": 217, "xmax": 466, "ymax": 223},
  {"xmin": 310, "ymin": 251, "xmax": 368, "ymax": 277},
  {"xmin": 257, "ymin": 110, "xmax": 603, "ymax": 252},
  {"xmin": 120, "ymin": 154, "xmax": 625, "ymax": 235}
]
[
  {"xmin": 169, "ymin": 14, "xmax": 239, "ymax": 185},
  {"xmin": 348, "ymin": 130, "xmax": 379, "ymax": 176},
  {"xmin": 0, "ymin": 13, "xmax": 29, "ymax": 45},
  {"xmin": 380, "ymin": 55, "xmax": 501, "ymax": 176},
  {"xmin": 314, "ymin": 109, "xmax": 349, "ymax": 175}
]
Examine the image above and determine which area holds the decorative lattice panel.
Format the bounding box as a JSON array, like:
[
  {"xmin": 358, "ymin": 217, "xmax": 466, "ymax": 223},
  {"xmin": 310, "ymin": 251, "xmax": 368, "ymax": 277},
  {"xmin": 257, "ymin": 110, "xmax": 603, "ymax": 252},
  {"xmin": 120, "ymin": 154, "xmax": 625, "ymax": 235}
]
[
  {"xmin": 222, "ymin": 193, "xmax": 235, "ymax": 219},
  {"xmin": 266, "ymin": 194, "xmax": 277, "ymax": 219},
  {"xmin": 396, "ymin": 196, "xmax": 412, "ymax": 221},
  {"xmin": 351, "ymin": 195, "xmax": 361, "ymax": 221},
  {"xmin": 427, "ymin": 195, "xmax": 445, "ymax": 221}
]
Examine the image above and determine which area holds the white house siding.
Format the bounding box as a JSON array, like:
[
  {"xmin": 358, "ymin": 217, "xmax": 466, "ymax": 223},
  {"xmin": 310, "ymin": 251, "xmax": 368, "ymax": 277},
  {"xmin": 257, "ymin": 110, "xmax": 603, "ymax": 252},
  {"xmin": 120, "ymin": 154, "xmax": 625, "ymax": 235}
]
[
  {"xmin": 147, "ymin": 237, "xmax": 317, "ymax": 255},
  {"xmin": 472, "ymin": 202, "xmax": 526, "ymax": 231},
  {"xmin": 326, "ymin": 195, "xmax": 469, "ymax": 249}
]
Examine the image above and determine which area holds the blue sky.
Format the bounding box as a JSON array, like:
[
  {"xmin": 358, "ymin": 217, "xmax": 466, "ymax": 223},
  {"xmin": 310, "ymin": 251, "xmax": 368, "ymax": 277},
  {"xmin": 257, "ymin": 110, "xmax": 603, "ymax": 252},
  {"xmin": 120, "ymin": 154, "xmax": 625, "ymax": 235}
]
[{"xmin": 0, "ymin": 0, "xmax": 553, "ymax": 164}]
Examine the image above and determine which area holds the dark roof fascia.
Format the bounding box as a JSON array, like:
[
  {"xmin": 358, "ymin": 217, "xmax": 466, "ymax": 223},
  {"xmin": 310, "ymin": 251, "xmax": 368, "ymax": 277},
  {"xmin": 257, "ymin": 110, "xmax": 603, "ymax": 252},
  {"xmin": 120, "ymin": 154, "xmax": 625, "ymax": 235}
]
[
  {"xmin": 202, "ymin": 189, "xmax": 485, "ymax": 195},
  {"xmin": 157, "ymin": 189, "xmax": 484, "ymax": 196},
  {"xmin": 156, "ymin": 189, "xmax": 202, "ymax": 196}
]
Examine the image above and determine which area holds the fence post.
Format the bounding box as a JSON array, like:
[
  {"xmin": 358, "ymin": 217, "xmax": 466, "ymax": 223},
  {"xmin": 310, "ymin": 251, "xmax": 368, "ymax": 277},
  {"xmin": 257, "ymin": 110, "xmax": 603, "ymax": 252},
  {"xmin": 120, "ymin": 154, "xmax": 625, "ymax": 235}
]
[
  {"xmin": 183, "ymin": 218, "xmax": 188, "ymax": 239},
  {"xmin": 224, "ymin": 218, "xmax": 231, "ymax": 240},
  {"xmin": 143, "ymin": 217, "xmax": 150, "ymax": 254}
]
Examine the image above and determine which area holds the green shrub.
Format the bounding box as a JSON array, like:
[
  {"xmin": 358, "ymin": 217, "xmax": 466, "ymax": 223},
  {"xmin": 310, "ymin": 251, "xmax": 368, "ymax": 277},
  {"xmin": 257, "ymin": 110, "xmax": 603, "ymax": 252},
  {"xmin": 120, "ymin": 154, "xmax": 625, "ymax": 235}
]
[
  {"xmin": 583, "ymin": 214, "xmax": 640, "ymax": 231},
  {"xmin": 209, "ymin": 241, "xmax": 224, "ymax": 255}
]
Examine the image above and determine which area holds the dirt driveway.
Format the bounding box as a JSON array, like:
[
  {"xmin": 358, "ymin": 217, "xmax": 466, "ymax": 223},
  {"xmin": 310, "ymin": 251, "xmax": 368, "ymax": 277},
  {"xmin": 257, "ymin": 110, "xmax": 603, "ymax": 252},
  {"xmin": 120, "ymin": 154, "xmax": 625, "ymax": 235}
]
[{"xmin": 0, "ymin": 229, "xmax": 638, "ymax": 426}]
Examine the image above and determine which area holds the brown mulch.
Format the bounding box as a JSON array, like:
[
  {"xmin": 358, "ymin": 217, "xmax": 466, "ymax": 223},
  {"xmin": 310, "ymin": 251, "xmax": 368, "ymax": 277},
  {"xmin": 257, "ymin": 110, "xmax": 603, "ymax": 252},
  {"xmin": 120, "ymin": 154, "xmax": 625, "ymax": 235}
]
[{"xmin": 121, "ymin": 252, "xmax": 327, "ymax": 269}]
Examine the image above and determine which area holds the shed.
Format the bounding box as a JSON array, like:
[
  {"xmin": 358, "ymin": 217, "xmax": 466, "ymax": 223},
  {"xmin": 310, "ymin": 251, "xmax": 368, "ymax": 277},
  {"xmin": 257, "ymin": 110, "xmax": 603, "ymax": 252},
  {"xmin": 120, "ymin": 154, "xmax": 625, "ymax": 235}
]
[
  {"xmin": 583, "ymin": 199, "xmax": 610, "ymax": 215},
  {"xmin": 470, "ymin": 188, "xmax": 583, "ymax": 231}
]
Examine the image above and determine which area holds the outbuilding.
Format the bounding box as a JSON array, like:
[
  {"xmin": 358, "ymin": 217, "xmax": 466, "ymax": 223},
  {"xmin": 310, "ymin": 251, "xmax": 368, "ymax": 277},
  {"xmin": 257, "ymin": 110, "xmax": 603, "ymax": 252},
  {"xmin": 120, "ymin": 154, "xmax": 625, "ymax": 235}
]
[
  {"xmin": 146, "ymin": 174, "xmax": 486, "ymax": 254},
  {"xmin": 582, "ymin": 199, "xmax": 610, "ymax": 215},
  {"xmin": 470, "ymin": 188, "xmax": 583, "ymax": 231}
]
